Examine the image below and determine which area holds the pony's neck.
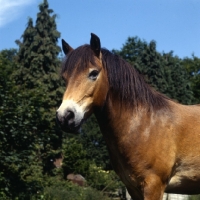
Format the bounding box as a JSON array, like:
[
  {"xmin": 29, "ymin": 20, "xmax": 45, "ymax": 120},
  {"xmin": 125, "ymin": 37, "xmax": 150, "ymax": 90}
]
[
  {"xmin": 94, "ymin": 91, "xmax": 171, "ymax": 141},
  {"xmin": 94, "ymin": 93, "xmax": 138, "ymax": 138}
]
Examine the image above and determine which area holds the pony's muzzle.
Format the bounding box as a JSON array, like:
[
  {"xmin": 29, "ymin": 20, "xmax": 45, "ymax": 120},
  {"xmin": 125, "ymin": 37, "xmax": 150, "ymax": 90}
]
[
  {"xmin": 56, "ymin": 109, "xmax": 75, "ymax": 131},
  {"xmin": 56, "ymin": 109, "xmax": 74, "ymax": 124},
  {"xmin": 56, "ymin": 100, "xmax": 84, "ymax": 133}
]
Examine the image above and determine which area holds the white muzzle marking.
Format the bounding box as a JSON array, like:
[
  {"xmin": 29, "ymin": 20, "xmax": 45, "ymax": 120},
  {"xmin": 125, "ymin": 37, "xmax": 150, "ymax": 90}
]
[{"xmin": 57, "ymin": 100, "xmax": 84, "ymax": 124}]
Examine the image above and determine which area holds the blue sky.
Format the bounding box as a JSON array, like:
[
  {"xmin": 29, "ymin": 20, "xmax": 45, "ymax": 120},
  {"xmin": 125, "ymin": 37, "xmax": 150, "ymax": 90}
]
[{"xmin": 0, "ymin": 0, "xmax": 199, "ymax": 58}]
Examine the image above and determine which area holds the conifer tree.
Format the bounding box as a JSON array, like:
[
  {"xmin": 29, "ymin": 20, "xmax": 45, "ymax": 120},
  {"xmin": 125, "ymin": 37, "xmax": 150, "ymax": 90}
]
[
  {"xmin": 113, "ymin": 36, "xmax": 194, "ymax": 104},
  {"xmin": 183, "ymin": 55, "xmax": 200, "ymax": 103},
  {"xmin": 113, "ymin": 37, "xmax": 146, "ymax": 66},
  {"xmin": 163, "ymin": 52, "xmax": 194, "ymax": 104},
  {"xmin": 138, "ymin": 41, "xmax": 169, "ymax": 94},
  {"xmin": 15, "ymin": 18, "xmax": 36, "ymax": 87},
  {"xmin": 0, "ymin": 1, "xmax": 64, "ymax": 197},
  {"xmin": 34, "ymin": 0, "xmax": 62, "ymax": 96},
  {"xmin": 15, "ymin": 0, "xmax": 62, "ymax": 100},
  {"xmin": 14, "ymin": 0, "xmax": 63, "ymax": 171}
]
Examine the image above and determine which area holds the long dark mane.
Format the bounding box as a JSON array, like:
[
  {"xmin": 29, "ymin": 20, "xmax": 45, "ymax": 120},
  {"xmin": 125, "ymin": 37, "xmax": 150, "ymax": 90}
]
[{"xmin": 62, "ymin": 45, "xmax": 170, "ymax": 111}]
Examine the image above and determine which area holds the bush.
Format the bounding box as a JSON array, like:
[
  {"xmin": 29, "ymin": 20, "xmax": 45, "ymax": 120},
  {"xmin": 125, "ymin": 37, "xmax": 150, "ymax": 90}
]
[
  {"xmin": 86, "ymin": 164, "xmax": 123, "ymax": 192},
  {"xmin": 31, "ymin": 183, "xmax": 112, "ymax": 200},
  {"xmin": 188, "ymin": 195, "xmax": 200, "ymax": 200}
]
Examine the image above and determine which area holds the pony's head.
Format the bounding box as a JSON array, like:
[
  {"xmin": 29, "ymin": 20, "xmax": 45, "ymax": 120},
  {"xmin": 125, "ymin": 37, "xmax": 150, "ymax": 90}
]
[
  {"xmin": 56, "ymin": 33, "xmax": 108, "ymax": 133},
  {"xmin": 56, "ymin": 33, "xmax": 170, "ymax": 133}
]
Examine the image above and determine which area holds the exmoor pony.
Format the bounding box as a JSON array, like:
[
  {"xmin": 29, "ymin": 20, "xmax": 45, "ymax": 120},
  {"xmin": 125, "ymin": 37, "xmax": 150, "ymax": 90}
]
[{"xmin": 56, "ymin": 33, "xmax": 200, "ymax": 200}]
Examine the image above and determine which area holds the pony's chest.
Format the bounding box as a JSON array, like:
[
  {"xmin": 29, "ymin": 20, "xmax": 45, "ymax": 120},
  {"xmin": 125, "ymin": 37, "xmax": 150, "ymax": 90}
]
[
  {"xmin": 106, "ymin": 141, "xmax": 139, "ymax": 187},
  {"xmin": 111, "ymin": 156, "xmax": 138, "ymax": 190}
]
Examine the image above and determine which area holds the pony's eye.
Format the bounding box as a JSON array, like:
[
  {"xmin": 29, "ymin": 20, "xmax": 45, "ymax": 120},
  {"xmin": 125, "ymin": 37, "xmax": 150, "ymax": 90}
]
[{"xmin": 88, "ymin": 70, "xmax": 99, "ymax": 81}]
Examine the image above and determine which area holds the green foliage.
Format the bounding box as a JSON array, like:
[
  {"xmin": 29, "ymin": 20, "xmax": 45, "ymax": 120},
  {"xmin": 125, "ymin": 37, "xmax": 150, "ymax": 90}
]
[
  {"xmin": 81, "ymin": 115, "xmax": 111, "ymax": 169},
  {"xmin": 183, "ymin": 55, "xmax": 200, "ymax": 103},
  {"xmin": 188, "ymin": 195, "xmax": 200, "ymax": 200},
  {"xmin": 113, "ymin": 37, "xmax": 195, "ymax": 104},
  {"xmin": 113, "ymin": 36, "xmax": 146, "ymax": 66},
  {"xmin": 0, "ymin": 1, "xmax": 121, "ymax": 198},
  {"xmin": 163, "ymin": 52, "xmax": 194, "ymax": 104},
  {"xmin": 137, "ymin": 40, "xmax": 168, "ymax": 93},
  {"xmin": 86, "ymin": 164, "xmax": 122, "ymax": 192},
  {"xmin": 0, "ymin": 0, "xmax": 63, "ymax": 198},
  {"xmin": 62, "ymin": 137, "xmax": 91, "ymax": 176},
  {"xmin": 1, "ymin": 2, "xmax": 200, "ymax": 199},
  {"xmin": 0, "ymin": 73, "xmax": 47, "ymax": 198},
  {"xmin": 14, "ymin": 0, "xmax": 62, "ymax": 105},
  {"xmin": 31, "ymin": 183, "xmax": 112, "ymax": 200},
  {"xmin": 13, "ymin": 0, "xmax": 63, "ymax": 152}
]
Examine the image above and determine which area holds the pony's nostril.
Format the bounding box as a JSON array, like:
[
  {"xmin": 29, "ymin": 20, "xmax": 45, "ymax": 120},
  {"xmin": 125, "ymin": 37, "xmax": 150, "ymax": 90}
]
[
  {"xmin": 65, "ymin": 110, "xmax": 75, "ymax": 122},
  {"xmin": 56, "ymin": 109, "xmax": 76, "ymax": 130}
]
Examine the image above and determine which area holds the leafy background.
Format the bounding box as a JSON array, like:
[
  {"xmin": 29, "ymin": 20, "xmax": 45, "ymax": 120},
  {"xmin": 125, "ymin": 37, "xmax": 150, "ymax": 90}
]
[{"xmin": 1, "ymin": 0, "xmax": 200, "ymax": 199}]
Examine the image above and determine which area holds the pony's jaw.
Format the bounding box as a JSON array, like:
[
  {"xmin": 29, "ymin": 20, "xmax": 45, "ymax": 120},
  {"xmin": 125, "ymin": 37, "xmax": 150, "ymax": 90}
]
[{"xmin": 56, "ymin": 100, "xmax": 85, "ymax": 133}]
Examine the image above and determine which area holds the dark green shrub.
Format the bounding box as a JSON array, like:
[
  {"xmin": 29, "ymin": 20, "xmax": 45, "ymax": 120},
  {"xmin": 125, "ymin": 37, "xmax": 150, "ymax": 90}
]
[
  {"xmin": 31, "ymin": 183, "xmax": 112, "ymax": 200},
  {"xmin": 188, "ymin": 195, "xmax": 200, "ymax": 200}
]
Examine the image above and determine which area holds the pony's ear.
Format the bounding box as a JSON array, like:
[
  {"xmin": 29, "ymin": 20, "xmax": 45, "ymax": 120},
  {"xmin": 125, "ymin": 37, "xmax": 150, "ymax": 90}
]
[
  {"xmin": 90, "ymin": 33, "xmax": 101, "ymax": 58},
  {"xmin": 62, "ymin": 39, "xmax": 73, "ymax": 55}
]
